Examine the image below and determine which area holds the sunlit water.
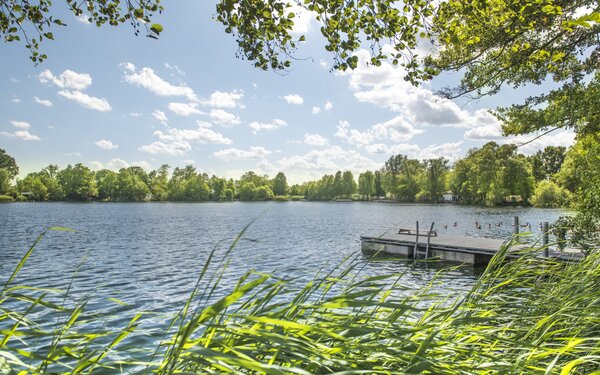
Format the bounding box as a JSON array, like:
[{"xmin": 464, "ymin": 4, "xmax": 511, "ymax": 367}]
[{"xmin": 0, "ymin": 202, "xmax": 566, "ymax": 366}]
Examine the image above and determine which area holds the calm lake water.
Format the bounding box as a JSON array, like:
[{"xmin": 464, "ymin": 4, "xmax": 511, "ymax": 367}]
[{"xmin": 0, "ymin": 202, "xmax": 566, "ymax": 366}]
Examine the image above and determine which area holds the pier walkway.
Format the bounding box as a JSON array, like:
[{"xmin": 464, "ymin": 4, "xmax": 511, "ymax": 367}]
[{"xmin": 361, "ymin": 227, "xmax": 583, "ymax": 265}]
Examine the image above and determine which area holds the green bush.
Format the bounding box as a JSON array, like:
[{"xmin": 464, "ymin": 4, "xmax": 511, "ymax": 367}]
[
  {"xmin": 531, "ymin": 180, "xmax": 571, "ymax": 208},
  {"xmin": 273, "ymin": 195, "xmax": 290, "ymax": 201},
  {"xmin": 14, "ymin": 195, "xmax": 27, "ymax": 202},
  {"xmin": 0, "ymin": 194, "xmax": 13, "ymax": 202}
]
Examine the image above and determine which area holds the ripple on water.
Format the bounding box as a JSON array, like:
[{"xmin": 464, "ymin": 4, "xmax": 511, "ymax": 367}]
[{"xmin": 0, "ymin": 202, "xmax": 567, "ymax": 366}]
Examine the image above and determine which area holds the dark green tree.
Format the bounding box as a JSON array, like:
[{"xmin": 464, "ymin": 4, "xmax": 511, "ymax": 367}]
[
  {"xmin": 419, "ymin": 158, "xmax": 449, "ymax": 203},
  {"xmin": 272, "ymin": 172, "xmax": 288, "ymax": 196},
  {"xmin": 358, "ymin": 171, "xmax": 375, "ymax": 200},
  {"xmin": 341, "ymin": 170, "xmax": 357, "ymax": 198},
  {"xmin": 0, "ymin": 148, "xmax": 19, "ymax": 179},
  {"xmin": 57, "ymin": 164, "xmax": 97, "ymax": 201},
  {"xmin": 148, "ymin": 164, "xmax": 170, "ymax": 201},
  {"xmin": 17, "ymin": 174, "xmax": 47, "ymax": 201},
  {"xmin": 96, "ymin": 169, "xmax": 119, "ymax": 201}
]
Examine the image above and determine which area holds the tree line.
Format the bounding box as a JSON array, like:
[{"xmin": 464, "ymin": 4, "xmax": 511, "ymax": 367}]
[{"xmin": 0, "ymin": 141, "xmax": 579, "ymax": 207}]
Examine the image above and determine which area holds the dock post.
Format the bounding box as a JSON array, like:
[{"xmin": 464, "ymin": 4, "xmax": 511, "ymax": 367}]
[
  {"xmin": 413, "ymin": 221, "xmax": 419, "ymax": 258},
  {"xmin": 425, "ymin": 222, "xmax": 435, "ymax": 259},
  {"xmin": 543, "ymin": 222, "xmax": 549, "ymax": 257},
  {"xmin": 513, "ymin": 216, "xmax": 519, "ymax": 236}
]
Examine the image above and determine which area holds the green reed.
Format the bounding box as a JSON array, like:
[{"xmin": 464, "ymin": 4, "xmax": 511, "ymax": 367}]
[{"xmin": 1, "ymin": 228, "xmax": 599, "ymax": 374}]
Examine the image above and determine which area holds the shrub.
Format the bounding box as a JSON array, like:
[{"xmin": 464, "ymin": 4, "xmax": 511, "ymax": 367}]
[
  {"xmin": 0, "ymin": 194, "xmax": 13, "ymax": 202},
  {"xmin": 531, "ymin": 180, "xmax": 571, "ymax": 208}
]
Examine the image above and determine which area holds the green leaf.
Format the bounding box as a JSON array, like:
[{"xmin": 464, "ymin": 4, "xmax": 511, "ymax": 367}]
[{"xmin": 150, "ymin": 23, "xmax": 163, "ymax": 34}]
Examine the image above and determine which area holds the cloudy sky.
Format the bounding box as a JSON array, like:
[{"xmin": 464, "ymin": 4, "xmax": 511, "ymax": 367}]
[{"xmin": 1, "ymin": 1, "xmax": 575, "ymax": 183}]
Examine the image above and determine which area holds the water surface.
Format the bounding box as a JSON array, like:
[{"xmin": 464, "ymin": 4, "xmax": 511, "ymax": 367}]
[{"xmin": 0, "ymin": 202, "xmax": 566, "ymax": 362}]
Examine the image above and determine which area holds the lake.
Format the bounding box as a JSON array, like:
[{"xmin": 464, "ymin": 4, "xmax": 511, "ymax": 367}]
[{"xmin": 0, "ymin": 202, "xmax": 566, "ymax": 366}]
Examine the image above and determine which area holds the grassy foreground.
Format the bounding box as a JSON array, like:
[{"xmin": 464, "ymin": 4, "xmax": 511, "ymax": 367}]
[{"xmin": 1, "ymin": 228, "xmax": 599, "ymax": 374}]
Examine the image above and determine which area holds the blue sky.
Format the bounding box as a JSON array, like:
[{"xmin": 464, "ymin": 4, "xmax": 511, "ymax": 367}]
[{"xmin": 1, "ymin": 1, "xmax": 575, "ymax": 183}]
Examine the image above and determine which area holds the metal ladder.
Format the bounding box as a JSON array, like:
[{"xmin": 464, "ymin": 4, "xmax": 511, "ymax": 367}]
[{"xmin": 414, "ymin": 221, "xmax": 435, "ymax": 260}]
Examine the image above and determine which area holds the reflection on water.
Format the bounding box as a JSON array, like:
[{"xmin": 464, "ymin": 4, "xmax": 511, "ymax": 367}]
[{"xmin": 0, "ymin": 202, "xmax": 566, "ymax": 363}]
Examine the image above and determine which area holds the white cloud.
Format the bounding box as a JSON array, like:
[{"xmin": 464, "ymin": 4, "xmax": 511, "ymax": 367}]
[
  {"xmin": 288, "ymin": 2, "xmax": 316, "ymax": 34},
  {"xmin": 312, "ymin": 106, "xmax": 321, "ymax": 114},
  {"xmin": 249, "ymin": 119, "xmax": 287, "ymax": 134},
  {"xmin": 107, "ymin": 158, "xmax": 130, "ymax": 170},
  {"xmin": 210, "ymin": 109, "xmax": 241, "ymax": 127},
  {"xmin": 335, "ymin": 117, "xmax": 423, "ymax": 147},
  {"xmin": 510, "ymin": 131, "xmax": 576, "ymax": 155},
  {"xmin": 140, "ymin": 120, "xmax": 232, "ymax": 156},
  {"xmin": 39, "ymin": 69, "xmax": 92, "ymax": 90},
  {"xmin": 129, "ymin": 112, "xmax": 143, "ymax": 117},
  {"xmin": 464, "ymin": 122, "xmax": 504, "ymax": 140},
  {"xmin": 214, "ymin": 146, "xmax": 272, "ymax": 161},
  {"xmin": 283, "ymin": 94, "xmax": 304, "ymax": 105},
  {"xmin": 200, "ymin": 90, "xmax": 244, "ymax": 108},
  {"xmin": 154, "ymin": 123, "xmax": 232, "ymax": 145},
  {"xmin": 11, "ymin": 98, "xmax": 20, "ymax": 103},
  {"xmin": 319, "ymin": 59, "xmax": 329, "ymax": 69},
  {"xmin": 120, "ymin": 63, "xmax": 197, "ymax": 101},
  {"xmin": 277, "ymin": 146, "xmax": 379, "ymax": 177},
  {"xmin": 75, "ymin": 13, "xmax": 90, "ymax": 24},
  {"xmin": 197, "ymin": 121, "xmax": 213, "ymax": 128},
  {"xmin": 58, "ymin": 90, "xmax": 112, "ymax": 111},
  {"xmin": 34, "ymin": 97, "xmax": 53, "ymax": 107},
  {"xmin": 88, "ymin": 161, "xmax": 104, "ymax": 170},
  {"xmin": 304, "ymin": 133, "xmax": 328, "ymax": 146},
  {"xmin": 139, "ymin": 140, "xmax": 192, "ymax": 156},
  {"xmin": 95, "ymin": 139, "xmax": 118, "ymax": 150},
  {"xmin": 362, "ymin": 141, "xmax": 464, "ymax": 161},
  {"xmin": 10, "ymin": 120, "xmax": 30, "ymax": 129},
  {"xmin": 168, "ymin": 102, "xmax": 205, "ymax": 116},
  {"xmin": 14, "ymin": 130, "xmax": 41, "ymax": 141},
  {"xmin": 152, "ymin": 110, "xmax": 168, "ymax": 125},
  {"xmin": 344, "ymin": 49, "xmax": 498, "ymax": 128},
  {"xmin": 324, "ymin": 101, "xmax": 333, "ymax": 110}
]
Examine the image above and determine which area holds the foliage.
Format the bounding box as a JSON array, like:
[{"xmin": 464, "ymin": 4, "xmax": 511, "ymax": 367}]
[
  {"xmin": 358, "ymin": 171, "xmax": 375, "ymax": 200},
  {"xmin": 95, "ymin": 169, "xmax": 119, "ymax": 201},
  {"xmin": 16, "ymin": 175, "xmax": 48, "ymax": 201},
  {"xmin": 0, "ymin": 141, "xmax": 585, "ymax": 206},
  {"xmin": 116, "ymin": 167, "xmax": 150, "ymax": 201},
  {"xmin": 271, "ymin": 172, "xmax": 288, "ymax": 196},
  {"xmin": 1, "ymin": 0, "xmax": 164, "ymax": 64},
  {"xmin": 148, "ymin": 164, "xmax": 170, "ymax": 201},
  {"xmin": 452, "ymin": 142, "xmax": 534, "ymax": 205},
  {"xmin": 420, "ymin": 157, "xmax": 449, "ymax": 203},
  {"xmin": 0, "ymin": 148, "xmax": 18, "ymax": 179},
  {"xmin": 2, "ymin": 230, "xmax": 600, "ymax": 373},
  {"xmin": 56, "ymin": 164, "xmax": 97, "ymax": 201},
  {"xmin": 531, "ymin": 180, "xmax": 571, "ymax": 208},
  {"xmin": 528, "ymin": 146, "xmax": 567, "ymax": 182},
  {"xmin": 0, "ymin": 194, "xmax": 13, "ymax": 202},
  {"xmin": 215, "ymin": 0, "xmax": 433, "ymax": 80},
  {"xmin": 383, "ymin": 155, "xmax": 422, "ymax": 202},
  {"xmin": 0, "ymin": 168, "xmax": 11, "ymax": 194},
  {"xmin": 552, "ymin": 215, "xmax": 599, "ymax": 254}
]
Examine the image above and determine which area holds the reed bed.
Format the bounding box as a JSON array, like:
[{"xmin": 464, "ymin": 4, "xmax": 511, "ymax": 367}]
[{"xmin": 1, "ymin": 228, "xmax": 599, "ymax": 374}]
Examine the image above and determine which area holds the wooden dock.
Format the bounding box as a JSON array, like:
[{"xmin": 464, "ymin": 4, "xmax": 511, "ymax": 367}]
[{"xmin": 361, "ymin": 227, "xmax": 582, "ymax": 265}]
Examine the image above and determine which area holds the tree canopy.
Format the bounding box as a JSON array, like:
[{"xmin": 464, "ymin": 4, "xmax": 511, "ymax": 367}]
[{"xmin": 1, "ymin": 0, "xmax": 163, "ymax": 63}]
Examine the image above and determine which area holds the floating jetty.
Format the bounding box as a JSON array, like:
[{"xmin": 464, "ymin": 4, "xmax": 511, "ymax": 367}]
[{"xmin": 361, "ymin": 220, "xmax": 583, "ymax": 265}]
